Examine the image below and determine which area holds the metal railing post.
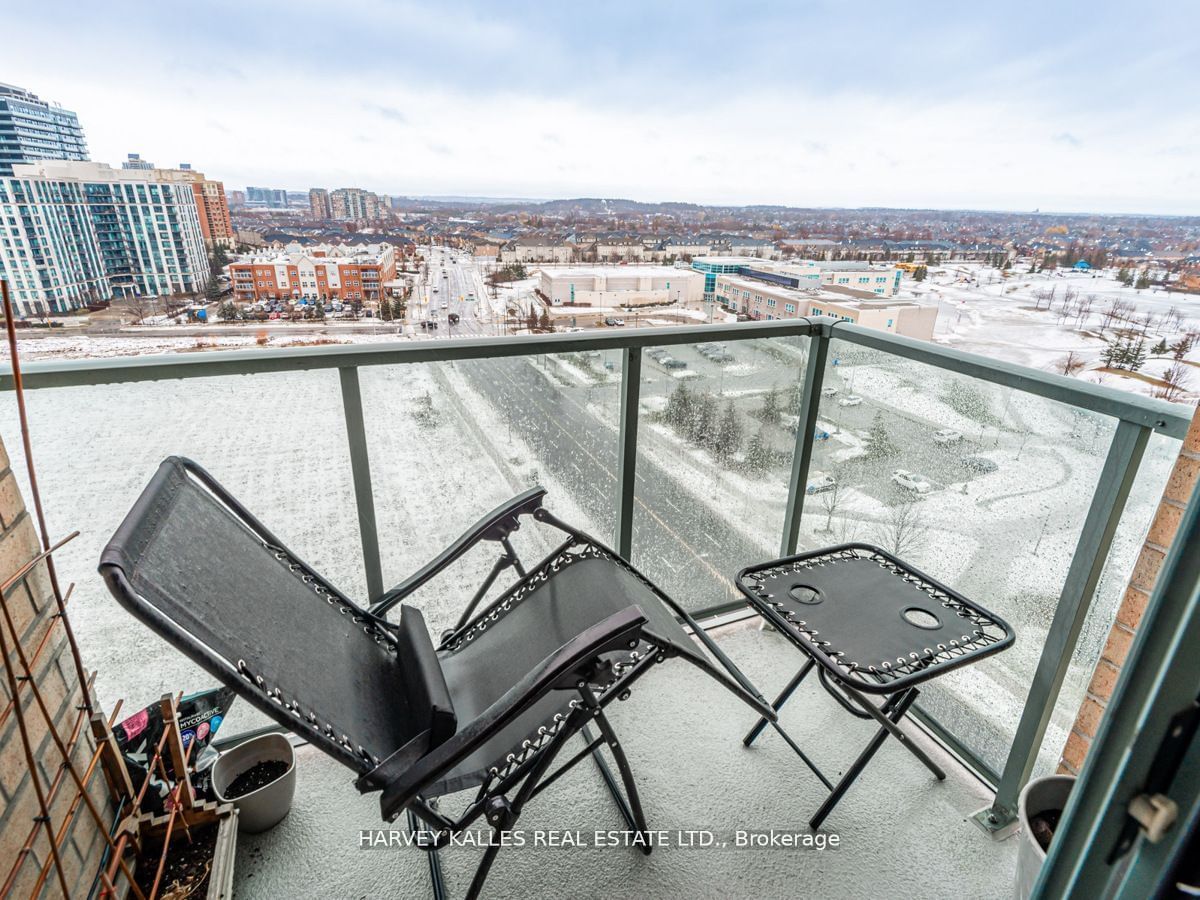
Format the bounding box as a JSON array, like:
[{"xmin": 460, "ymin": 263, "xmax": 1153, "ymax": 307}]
[
  {"xmin": 780, "ymin": 323, "xmax": 829, "ymax": 557},
  {"xmin": 339, "ymin": 366, "xmax": 384, "ymax": 602},
  {"xmin": 973, "ymin": 419, "xmax": 1151, "ymax": 836},
  {"xmin": 615, "ymin": 347, "xmax": 642, "ymax": 558}
]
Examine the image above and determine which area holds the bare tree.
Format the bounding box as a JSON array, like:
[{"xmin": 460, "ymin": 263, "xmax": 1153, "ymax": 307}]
[
  {"xmin": 126, "ymin": 294, "xmax": 157, "ymax": 324},
  {"xmin": 1059, "ymin": 351, "xmax": 1085, "ymax": 376},
  {"xmin": 878, "ymin": 498, "xmax": 929, "ymax": 559},
  {"xmin": 818, "ymin": 480, "xmax": 843, "ymax": 532},
  {"xmin": 1155, "ymin": 363, "xmax": 1192, "ymax": 403}
]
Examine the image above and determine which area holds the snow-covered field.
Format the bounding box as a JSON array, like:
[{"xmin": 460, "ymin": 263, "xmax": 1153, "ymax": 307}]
[{"xmin": 906, "ymin": 263, "xmax": 1200, "ymax": 403}]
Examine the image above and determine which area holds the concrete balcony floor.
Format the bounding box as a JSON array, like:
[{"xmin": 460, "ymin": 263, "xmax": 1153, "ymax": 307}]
[{"xmin": 233, "ymin": 626, "xmax": 1017, "ymax": 899}]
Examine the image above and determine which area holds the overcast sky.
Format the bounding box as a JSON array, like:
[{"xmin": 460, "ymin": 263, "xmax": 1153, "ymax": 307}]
[{"xmin": 6, "ymin": 1, "xmax": 1198, "ymax": 214}]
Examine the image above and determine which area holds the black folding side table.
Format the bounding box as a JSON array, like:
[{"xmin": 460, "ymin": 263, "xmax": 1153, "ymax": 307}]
[{"xmin": 736, "ymin": 543, "xmax": 1014, "ymax": 829}]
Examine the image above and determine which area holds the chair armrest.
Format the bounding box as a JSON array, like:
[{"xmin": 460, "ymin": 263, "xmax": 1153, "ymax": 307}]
[
  {"xmin": 378, "ymin": 605, "xmax": 647, "ymax": 822},
  {"xmin": 370, "ymin": 487, "xmax": 547, "ymax": 617}
]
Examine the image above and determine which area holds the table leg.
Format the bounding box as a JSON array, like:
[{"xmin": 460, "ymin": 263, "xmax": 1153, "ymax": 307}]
[
  {"xmin": 810, "ymin": 688, "xmax": 921, "ymax": 830},
  {"xmin": 839, "ymin": 684, "xmax": 946, "ymax": 781},
  {"xmin": 743, "ymin": 658, "xmax": 816, "ymax": 747}
]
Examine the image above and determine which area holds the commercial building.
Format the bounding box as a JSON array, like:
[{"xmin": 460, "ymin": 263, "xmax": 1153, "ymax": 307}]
[
  {"xmin": 228, "ymin": 242, "xmax": 397, "ymax": 303},
  {"xmin": 0, "ymin": 83, "xmax": 89, "ymax": 176},
  {"xmin": 0, "ymin": 161, "xmax": 210, "ymax": 315},
  {"xmin": 538, "ymin": 266, "xmax": 703, "ymax": 307},
  {"xmin": 713, "ymin": 271, "xmax": 936, "ymax": 339},
  {"xmin": 691, "ymin": 257, "xmax": 902, "ymax": 303}
]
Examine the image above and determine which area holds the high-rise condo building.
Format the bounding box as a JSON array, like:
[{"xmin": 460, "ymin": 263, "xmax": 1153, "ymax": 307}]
[
  {"xmin": 309, "ymin": 188, "xmax": 331, "ymax": 220},
  {"xmin": 0, "ymin": 161, "xmax": 211, "ymax": 315},
  {"xmin": 0, "ymin": 83, "xmax": 89, "ymax": 176}
]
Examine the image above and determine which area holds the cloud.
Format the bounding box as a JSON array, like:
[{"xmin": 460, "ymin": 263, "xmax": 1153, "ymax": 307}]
[
  {"xmin": 365, "ymin": 104, "xmax": 408, "ymax": 125},
  {"xmin": 2, "ymin": 0, "xmax": 1197, "ymax": 213}
]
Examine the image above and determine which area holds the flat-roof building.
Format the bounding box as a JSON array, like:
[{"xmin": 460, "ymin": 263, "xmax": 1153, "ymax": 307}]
[
  {"xmin": 538, "ymin": 266, "xmax": 704, "ymax": 307},
  {"xmin": 713, "ymin": 272, "xmax": 936, "ymax": 340}
]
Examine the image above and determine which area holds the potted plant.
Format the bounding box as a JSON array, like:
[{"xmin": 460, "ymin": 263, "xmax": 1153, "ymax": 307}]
[
  {"xmin": 211, "ymin": 733, "xmax": 297, "ymax": 834},
  {"xmin": 1015, "ymin": 774, "xmax": 1075, "ymax": 900}
]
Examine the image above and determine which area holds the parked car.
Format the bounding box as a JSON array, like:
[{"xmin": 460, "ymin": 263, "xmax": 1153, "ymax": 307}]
[
  {"xmin": 663, "ymin": 358, "xmax": 687, "ymax": 369},
  {"xmin": 448, "ymin": 313, "xmax": 460, "ymax": 324},
  {"xmin": 933, "ymin": 428, "xmax": 963, "ymax": 445},
  {"xmin": 820, "ymin": 387, "xmax": 838, "ymax": 398},
  {"xmin": 441, "ymin": 301, "xmax": 449, "ymax": 309},
  {"xmin": 805, "ymin": 473, "xmax": 837, "ymax": 495},
  {"xmin": 268, "ymin": 311, "xmax": 280, "ymax": 320},
  {"xmin": 813, "ymin": 427, "xmax": 831, "ymax": 441},
  {"xmin": 647, "ymin": 348, "xmax": 670, "ymax": 361},
  {"xmin": 613, "ymin": 318, "xmax": 626, "ymax": 326},
  {"xmin": 837, "ymin": 395, "xmax": 863, "ymax": 407},
  {"xmin": 604, "ymin": 317, "xmax": 618, "ymax": 327},
  {"xmin": 892, "ymin": 470, "xmax": 932, "ymax": 493},
  {"xmin": 960, "ymin": 455, "xmax": 999, "ymax": 474}
]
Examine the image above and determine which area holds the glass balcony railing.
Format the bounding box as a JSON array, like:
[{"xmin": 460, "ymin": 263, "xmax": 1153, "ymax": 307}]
[{"xmin": 0, "ymin": 316, "xmax": 1189, "ymax": 838}]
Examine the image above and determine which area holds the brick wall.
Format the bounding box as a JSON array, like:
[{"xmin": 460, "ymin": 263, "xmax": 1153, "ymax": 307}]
[
  {"xmin": 0, "ymin": 434, "xmax": 115, "ymax": 897},
  {"xmin": 1059, "ymin": 405, "xmax": 1200, "ymax": 774}
]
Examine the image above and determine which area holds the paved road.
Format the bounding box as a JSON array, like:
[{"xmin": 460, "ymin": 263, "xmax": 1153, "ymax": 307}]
[{"xmin": 461, "ymin": 354, "xmax": 769, "ymax": 612}]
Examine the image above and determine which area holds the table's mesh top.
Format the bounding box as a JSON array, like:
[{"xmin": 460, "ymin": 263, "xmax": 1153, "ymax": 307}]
[{"xmin": 737, "ymin": 544, "xmax": 1013, "ymax": 692}]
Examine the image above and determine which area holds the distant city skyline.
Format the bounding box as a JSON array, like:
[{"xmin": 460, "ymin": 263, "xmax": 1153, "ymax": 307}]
[{"xmin": 6, "ymin": 0, "xmax": 1198, "ymax": 215}]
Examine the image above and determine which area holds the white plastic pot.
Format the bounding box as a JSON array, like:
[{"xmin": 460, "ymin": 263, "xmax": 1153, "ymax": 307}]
[
  {"xmin": 212, "ymin": 733, "xmax": 296, "ymax": 834},
  {"xmin": 1015, "ymin": 774, "xmax": 1075, "ymax": 900}
]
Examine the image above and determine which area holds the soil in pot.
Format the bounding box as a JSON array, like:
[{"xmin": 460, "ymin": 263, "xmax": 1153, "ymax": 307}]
[
  {"xmin": 134, "ymin": 822, "xmax": 217, "ymax": 899},
  {"xmin": 1030, "ymin": 808, "xmax": 1062, "ymax": 852},
  {"xmin": 224, "ymin": 760, "xmax": 289, "ymax": 799}
]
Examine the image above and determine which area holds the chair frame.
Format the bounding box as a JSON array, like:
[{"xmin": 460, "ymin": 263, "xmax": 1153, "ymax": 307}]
[{"xmin": 101, "ymin": 459, "xmax": 775, "ymax": 900}]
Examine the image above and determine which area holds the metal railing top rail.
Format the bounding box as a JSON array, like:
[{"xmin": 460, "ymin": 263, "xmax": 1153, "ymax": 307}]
[
  {"xmin": 0, "ymin": 319, "xmax": 816, "ymax": 391},
  {"xmin": 827, "ymin": 320, "xmax": 1191, "ymax": 440},
  {"xmin": 0, "ymin": 315, "xmax": 1189, "ymax": 438}
]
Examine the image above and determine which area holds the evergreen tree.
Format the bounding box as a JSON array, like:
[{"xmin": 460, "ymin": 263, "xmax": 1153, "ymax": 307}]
[
  {"xmin": 664, "ymin": 383, "xmax": 693, "ymax": 431},
  {"xmin": 1128, "ymin": 339, "xmax": 1148, "ymax": 373},
  {"xmin": 1135, "ymin": 269, "xmax": 1151, "ymax": 290},
  {"xmin": 205, "ymin": 278, "xmax": 223, "ymax": 302},
  {"xmin": 760, "ymin": 385, "xmax": 782, "ymax": 425},
  {"xmin": 912, "ymin": 265, "xmax": 927, "ymax": 282},
  {"xmin": 745, "ymin": 427, "xmax": 772, "ymax": 475},
  {"xmin": 217, "ymin": 300, "xmax": 238, "ymax": 322},
  {"xmin": 1117, "ymin": 267, "xmax": 1133, "ymax": 286},
  {"xmin": 380, "ymin": 297, "xmax": 393, "ymax": 321},
  {"xmin": 1152, "ymin": 339, "xmax": 1169, "ymax": 356},
  {"xmin": 538, "ymin": 310, "xmax": 552, "ymax": 331},
  {"xmin": 712, "ymin": 400, "xmax": 743, "ymax": 464},
  {"xmin": 1100, "ymin": 337, "xmax": 1121, "ymax": 369},
  {"xmin": 864, "ymin": 412, "xmax": 898, "ymax": 459},
  {"xmin": 314, "ymin": 299, "xmax": 325, "ymax": 320},
  {"xmin": 688, "ymin": 391, "xmax": 717, "ymax": 444}
]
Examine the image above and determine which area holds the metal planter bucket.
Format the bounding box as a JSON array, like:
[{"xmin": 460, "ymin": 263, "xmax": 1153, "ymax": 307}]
[
  {"xmin": 1015, "ymin": 774, "xmax": 1075, "ymax": 900},
  {"xmin": 212, "ymin": 733, "xmax": 297, "ymax": 834}
]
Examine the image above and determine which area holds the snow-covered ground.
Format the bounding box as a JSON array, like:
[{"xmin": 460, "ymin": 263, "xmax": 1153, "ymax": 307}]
[{"xmin": 905, "ymin": 263, "xmax": 1200, "ymax": 403}]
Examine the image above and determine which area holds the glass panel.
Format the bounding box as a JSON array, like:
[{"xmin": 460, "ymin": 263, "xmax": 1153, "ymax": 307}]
[
  {"xmin": 630, "ymin": 336, "xmax": 808, "ymax": 613},
  {"xmin": 1033, "ymin": 428, "xmax": 1176, "ymax": 777},
  {"xmin": 795, "ymin": 337, "xmax": 1157, "ymax": 774},
  {"xmin": 0, "ymin": 370, "xmax": 357, "ymax": 736},
  {"xmin": 359, "ymin": 351, "xmax": 621, "ymax": 638}
]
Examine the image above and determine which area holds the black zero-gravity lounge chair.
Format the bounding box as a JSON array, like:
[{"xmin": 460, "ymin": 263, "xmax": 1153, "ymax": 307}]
[{"xmin": 100, "ymin": 457, "xmax": 775, "ymax": 899}]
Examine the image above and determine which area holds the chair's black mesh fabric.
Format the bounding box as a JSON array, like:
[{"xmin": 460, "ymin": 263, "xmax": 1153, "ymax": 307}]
[
  {"xmin": 429, "ymin": 554, "xmax": 694, "ymax": 796},
  {"xmin": 109, "ymin": 461, "xmax": 420, "ymax": 769}
]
